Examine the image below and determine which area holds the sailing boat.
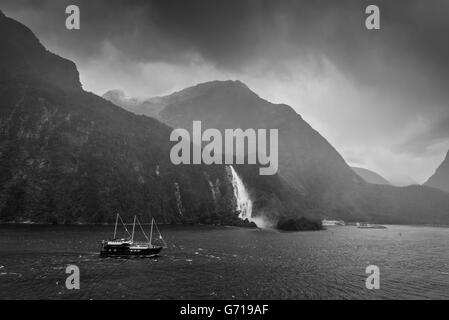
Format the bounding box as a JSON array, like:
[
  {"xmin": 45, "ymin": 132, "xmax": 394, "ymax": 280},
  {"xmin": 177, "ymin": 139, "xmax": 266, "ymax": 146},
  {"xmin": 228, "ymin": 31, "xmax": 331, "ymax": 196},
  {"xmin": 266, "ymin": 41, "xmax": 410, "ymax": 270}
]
[{"xmin": 100, "ymin": 214, "xmax": 166, "ymax": 258}]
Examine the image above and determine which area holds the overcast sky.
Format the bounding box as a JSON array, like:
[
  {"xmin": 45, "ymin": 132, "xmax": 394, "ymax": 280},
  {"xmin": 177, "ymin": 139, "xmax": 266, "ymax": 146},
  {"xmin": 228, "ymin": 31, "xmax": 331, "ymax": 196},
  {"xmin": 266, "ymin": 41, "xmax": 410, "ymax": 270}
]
[{"xmin": 1, "ymin": 0, "xmax": 448, "ymax": 185}]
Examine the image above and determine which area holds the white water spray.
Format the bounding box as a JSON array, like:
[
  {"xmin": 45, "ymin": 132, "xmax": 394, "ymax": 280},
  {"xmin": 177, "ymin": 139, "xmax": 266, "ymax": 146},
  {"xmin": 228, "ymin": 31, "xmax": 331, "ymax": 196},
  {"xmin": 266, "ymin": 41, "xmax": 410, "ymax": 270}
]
[{"xmin": 228, "ymin": 165, "xmax": 257, "ymax": 224}]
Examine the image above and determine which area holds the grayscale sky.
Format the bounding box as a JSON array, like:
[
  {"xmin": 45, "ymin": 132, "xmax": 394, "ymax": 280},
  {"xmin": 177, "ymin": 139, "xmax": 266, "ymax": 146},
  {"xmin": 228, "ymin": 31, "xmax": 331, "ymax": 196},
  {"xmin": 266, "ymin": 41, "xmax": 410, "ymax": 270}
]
[{"xmin": 1, "ymin": 0, "xmax": 448, "ymax": 185}]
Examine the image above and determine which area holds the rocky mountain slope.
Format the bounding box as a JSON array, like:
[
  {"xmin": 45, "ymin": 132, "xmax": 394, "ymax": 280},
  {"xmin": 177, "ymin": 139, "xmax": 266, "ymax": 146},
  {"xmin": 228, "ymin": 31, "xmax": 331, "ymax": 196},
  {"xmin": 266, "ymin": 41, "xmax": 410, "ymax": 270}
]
[
  {"xmin": 424, "ymin": 150, "xmax": 449, "ymax": 193},
  {"xmin": 105, "ymin": 81, "xmax": 364, "ymax": 209},
  {"xmin": 105, "ymin": 83, "xmax": 449, "ymax": 225}
]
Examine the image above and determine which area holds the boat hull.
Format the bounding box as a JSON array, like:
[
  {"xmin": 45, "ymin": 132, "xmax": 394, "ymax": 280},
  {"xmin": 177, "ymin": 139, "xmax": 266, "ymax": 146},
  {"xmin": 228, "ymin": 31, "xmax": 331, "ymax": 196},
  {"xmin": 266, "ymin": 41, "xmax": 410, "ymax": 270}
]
[
  {"xmin": 358, "ymin": 225, "xmax": 387, "ymax": 229},
  {"xmin": 100, "ymin": 244, "xmax": 162, "ymax": 258}
]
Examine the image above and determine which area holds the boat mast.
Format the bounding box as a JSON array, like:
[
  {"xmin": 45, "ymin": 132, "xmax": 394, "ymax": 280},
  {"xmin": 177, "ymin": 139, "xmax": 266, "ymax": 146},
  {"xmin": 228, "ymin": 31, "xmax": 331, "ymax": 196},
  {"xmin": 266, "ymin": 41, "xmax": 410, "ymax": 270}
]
[
  {"xmin": 153, "ymin": 219, "xmax": 167, "ymax": 248},
  {"xmin": 149, "ymin": 218, "xmax": 154, "ymax": 247},
  {"xmin": 113, "ymin": 213, "xmax": 119, "ymax": 239},
  {"xmin": 131, "ymin": 216, "xmax": 136, "ymax": 242}
]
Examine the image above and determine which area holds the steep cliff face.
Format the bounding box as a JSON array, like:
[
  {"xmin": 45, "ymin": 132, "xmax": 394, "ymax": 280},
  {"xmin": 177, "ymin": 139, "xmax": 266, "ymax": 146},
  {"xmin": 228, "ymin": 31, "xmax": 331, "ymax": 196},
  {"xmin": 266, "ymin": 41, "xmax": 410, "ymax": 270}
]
[
  {"xmin": 0, "ymin": 12, "xmax": 222, "ymax": 224},
  {"xmin": 0, "ymin": 11, "xmax": 82, "ymax": 92},
  {"xmin": 0, "ymin": 84, "xmax": 216, "ymax": 223}
]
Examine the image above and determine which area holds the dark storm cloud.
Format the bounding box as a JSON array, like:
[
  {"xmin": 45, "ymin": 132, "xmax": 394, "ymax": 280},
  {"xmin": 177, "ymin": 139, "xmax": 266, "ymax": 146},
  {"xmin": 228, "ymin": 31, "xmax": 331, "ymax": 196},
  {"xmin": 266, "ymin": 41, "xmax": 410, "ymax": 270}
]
[
  {"xmin": 0, "ymin": 0, "xmax": 448, "ymax": 159},
  {"xmin": 2, "ymin": 0, "xmax": 447, "ymax": 69},
  {"xmin": 2, "ymin": 1, "xmax": 448, "ymax": 92}
]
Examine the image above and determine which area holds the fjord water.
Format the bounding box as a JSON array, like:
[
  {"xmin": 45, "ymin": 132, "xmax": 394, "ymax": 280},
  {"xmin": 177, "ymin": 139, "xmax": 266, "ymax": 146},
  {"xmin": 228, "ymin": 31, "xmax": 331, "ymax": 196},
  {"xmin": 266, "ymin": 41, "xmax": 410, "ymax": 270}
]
[{"xmin": 0, "ymin": 225, "xmax": 448, "ymax": 300}]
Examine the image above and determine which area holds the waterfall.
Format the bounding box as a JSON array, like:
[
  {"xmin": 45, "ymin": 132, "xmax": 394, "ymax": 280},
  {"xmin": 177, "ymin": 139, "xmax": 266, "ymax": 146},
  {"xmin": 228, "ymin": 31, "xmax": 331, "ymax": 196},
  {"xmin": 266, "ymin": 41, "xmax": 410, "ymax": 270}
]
[
  {"xmin": 228, "ymin": 165, "xmax": 254, "ymax": 223},
  {"xmin": 173, "ymin": 182, "xmax": 184, "ymax": 216},
  {"xmin": 204, "ymin": 172, "xmax": 220, "ymax": 203}
]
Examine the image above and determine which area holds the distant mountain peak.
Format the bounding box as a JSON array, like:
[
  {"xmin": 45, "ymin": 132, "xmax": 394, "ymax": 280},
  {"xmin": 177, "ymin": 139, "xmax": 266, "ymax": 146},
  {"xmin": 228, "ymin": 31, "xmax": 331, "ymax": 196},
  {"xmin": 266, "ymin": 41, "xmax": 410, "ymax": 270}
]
[
  {"xmin": 103, "ymin": 89, "xmax": 127, "ymax": 99},
  {"xmin": 424, "ymin": 149, "xmax": 449, "ymax": 193},
  {"xmin": 169, "ymin": 80, "xmax": 257, "ymax": 102},
  {"xmin": 192, "ymin": 79, "xmax": 249, "ymax": 90},
  {"xmin": 352, "ymin": 167, "xmax": 391, "ymax": 185}
]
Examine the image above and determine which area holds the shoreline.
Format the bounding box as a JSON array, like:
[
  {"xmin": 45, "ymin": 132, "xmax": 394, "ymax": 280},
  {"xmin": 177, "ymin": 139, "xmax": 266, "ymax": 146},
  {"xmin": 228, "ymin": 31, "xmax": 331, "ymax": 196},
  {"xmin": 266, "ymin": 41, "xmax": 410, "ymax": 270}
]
[
  {"xmin": 1, "ymin": 221, "xmax": 449, "ymax": 229},
  {"xmin": 0, "ymin": 221, "xmax": 259, "ymax": 229}
]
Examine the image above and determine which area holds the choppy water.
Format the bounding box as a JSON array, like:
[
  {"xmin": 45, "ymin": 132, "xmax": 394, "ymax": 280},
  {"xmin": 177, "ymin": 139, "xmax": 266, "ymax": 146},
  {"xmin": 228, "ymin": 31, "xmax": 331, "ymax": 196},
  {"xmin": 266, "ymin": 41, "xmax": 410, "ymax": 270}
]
[{"xmin": 0, "ymin": 224, "xmax": 448, "ymax": 299}]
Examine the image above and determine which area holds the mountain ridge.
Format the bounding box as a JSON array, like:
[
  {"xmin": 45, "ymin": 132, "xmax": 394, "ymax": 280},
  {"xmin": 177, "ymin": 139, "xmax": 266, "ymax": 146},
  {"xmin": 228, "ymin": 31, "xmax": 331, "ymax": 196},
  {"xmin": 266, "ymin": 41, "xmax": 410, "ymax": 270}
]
[
  {"xmin": 105, "ymin": 80, "xmax": 364, "ymax": 202},
  {"xmin": 104, "ymin": 81, "xmax": 449, "ymax": 225},
  {"xmin": 424, "ymin": 150, "xmax": 449, "ymax": 193}
]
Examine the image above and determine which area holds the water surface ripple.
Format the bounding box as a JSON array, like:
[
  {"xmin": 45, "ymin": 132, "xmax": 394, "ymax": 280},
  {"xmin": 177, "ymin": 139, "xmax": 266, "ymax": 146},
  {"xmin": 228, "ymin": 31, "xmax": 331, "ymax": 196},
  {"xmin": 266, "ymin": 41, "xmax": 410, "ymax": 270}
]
[{"xmin": 0, "ymin": 225, "xmax": 448, "ymax": 299}]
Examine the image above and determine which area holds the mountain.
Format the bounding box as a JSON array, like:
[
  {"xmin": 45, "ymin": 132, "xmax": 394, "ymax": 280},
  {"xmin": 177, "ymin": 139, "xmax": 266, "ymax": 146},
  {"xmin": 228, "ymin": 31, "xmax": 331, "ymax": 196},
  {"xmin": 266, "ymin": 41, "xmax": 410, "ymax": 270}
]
[
  {"xmin": 102, "ymin": 90, "xmax": 140, "ymax": 110},
  {"xmin": 2, "ymin": 11, "xmax": 448, "ymax": 226},
  {"xmin": 0, "ymin": 11, "xmax": 304, "ymax": 226},
  {"xmin": 424, "ymin": 150, "xmax": 449, "ymax": 193},
  {"xmin": 352, "ymin": 167, "xmax": 391, "ymax": 185},
  {"xmin": 390, "ymin": 175, "xmax": 418, "ymax": 187},
  {"xmin": 0, "ymin": 11, "xmax": 81, "ymax": 92},
  {"xmin": 105, "ymin": 80, "xmax": 364, "ymax": 209},
  {"xmin": 105, "ymin": 82, "xmax": 449, "ymax": 225}
]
